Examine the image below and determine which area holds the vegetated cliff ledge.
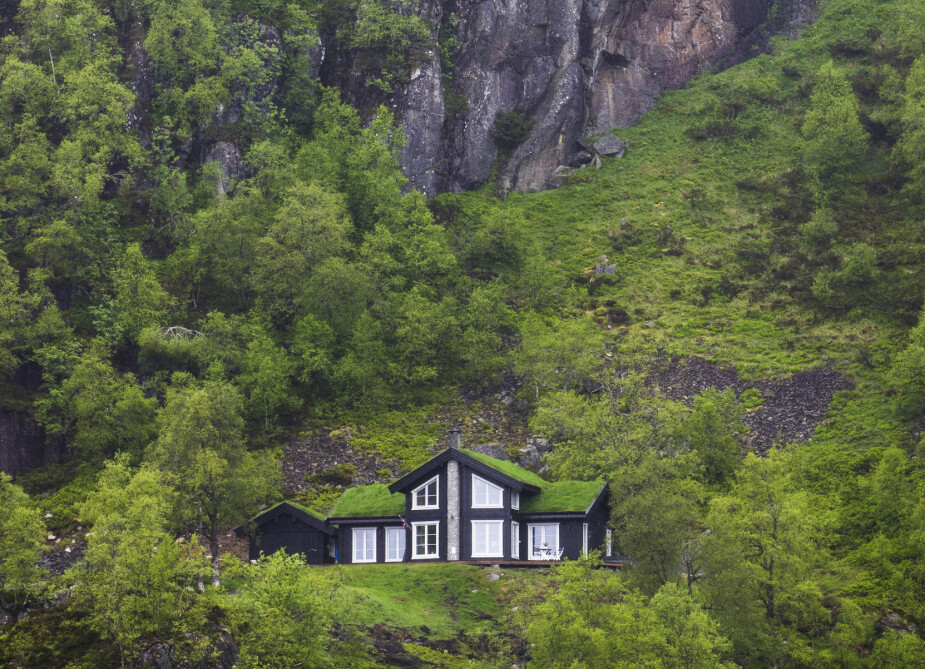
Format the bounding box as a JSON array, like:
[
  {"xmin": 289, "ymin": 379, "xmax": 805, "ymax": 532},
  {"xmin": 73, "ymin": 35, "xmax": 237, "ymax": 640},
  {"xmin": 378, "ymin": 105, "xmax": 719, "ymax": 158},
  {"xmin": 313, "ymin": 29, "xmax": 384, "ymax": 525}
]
[{"xmin": 322, "ymin": 0, "xmax": 818, "ymax": 195}]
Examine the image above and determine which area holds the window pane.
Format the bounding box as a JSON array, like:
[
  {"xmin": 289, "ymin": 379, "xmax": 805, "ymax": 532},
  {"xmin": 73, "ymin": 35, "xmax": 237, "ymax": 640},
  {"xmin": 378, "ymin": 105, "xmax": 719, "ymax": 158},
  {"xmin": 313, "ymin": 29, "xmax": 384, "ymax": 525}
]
[
  {"xmin": 473, "ymin": 476, "xmax": 503, "ymax": 507},
  {"xmin": 414, "ymin": 478, "xmax": 438, "ymax": 508},
  {"xmin": 387, "ymin": 528, "xmax": 405, "ymax": 561}
]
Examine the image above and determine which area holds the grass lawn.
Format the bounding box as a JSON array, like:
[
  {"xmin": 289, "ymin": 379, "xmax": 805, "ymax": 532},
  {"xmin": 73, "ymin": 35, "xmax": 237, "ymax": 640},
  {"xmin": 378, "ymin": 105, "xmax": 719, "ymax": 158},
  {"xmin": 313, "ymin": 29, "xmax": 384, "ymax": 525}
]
[{"xmin": 334, "ymin": 563, "xmax": 508, "ymax": 638}]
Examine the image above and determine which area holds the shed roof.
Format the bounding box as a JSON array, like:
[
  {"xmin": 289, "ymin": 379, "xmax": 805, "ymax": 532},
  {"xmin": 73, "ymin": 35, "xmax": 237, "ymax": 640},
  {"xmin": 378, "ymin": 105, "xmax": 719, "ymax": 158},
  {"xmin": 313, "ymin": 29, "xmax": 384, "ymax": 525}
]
[
  {"xmin": 520, "ymin": 480, "xmax": 607, "ymax": 514},
  {"xmin": 245, "ymin": 500, "xmax": 335, "ymax": 535},
  {"xmin": 328, "ymin": 484, "xmax": 405, "ymax": 519}
]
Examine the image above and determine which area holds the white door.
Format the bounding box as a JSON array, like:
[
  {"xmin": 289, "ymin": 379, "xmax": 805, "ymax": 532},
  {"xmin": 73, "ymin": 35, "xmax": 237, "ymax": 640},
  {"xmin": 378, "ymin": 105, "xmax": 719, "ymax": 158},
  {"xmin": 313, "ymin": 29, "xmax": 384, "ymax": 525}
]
[
  {"xmin": 511, "ymin": 521, "xmax": 520, "ymax": 560},
  {"xmin": 529, "ymin": 524, "xmax": 559, "ymax": 560}
]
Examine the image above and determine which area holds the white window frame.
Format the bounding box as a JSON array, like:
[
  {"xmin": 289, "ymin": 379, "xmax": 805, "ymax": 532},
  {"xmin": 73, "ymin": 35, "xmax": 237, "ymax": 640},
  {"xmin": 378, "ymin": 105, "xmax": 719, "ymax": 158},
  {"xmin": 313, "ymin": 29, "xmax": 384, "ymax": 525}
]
[
  {"xmin": 470, "ymin": 520, "xmax": 504, "ymax": 558},
  {"xmin": 511, "ymin": 491, "xmax": 520, "ymax": 510},
  {"xmin": 411, "ymin": 475, "xmax": 439, "ymax": 510},
  {"xmin": 528, "ymin": 523, "xmax": 560, "ymax": 561},
  {"xmin": 511, "ymin": 521, "xmax": 520, "ymax": 560},
  {"xmin": 412, "ymin": 521, "xmax": 440, "ymax": 559},
  {"xmin": 352, "ymin": 527, "xmax": 376, "ymax": 563},
  {"xmin": 582, "ymin": 522, "xmax": 589, "ymax": 556},
  {"xmin": 471, "ymin": 474, "xmax": 504, "ymax": 509},
  {"xmin": 385, "ymin": 527, "xmax": 406, "ymax": 562},
  {"xmin": 606, "ymin": 529, "xmax": 613, "ymax": 557}
]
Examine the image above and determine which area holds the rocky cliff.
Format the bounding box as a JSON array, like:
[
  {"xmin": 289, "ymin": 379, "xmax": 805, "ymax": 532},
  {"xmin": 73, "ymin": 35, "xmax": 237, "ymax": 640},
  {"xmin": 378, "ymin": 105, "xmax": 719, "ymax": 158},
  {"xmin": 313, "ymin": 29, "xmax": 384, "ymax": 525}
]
[{"xmin": 322, "ymin": 0, "xmax": 815, "ymax": 194}]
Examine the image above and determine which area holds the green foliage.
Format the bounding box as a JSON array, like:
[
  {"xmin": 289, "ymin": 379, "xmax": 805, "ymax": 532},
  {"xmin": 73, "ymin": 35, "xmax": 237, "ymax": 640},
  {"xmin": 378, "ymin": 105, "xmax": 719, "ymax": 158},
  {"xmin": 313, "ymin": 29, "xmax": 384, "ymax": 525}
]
[
  {"xmin": 680, "ymin": 388, "xmax": 746, "ymax": 487},
  {"xmin": 0, "ymin": 474, "xmax": 46, "ymax": 617},
  {"xmin": 802, "ymin": 61, "xmax": 869, "ymax": 192},
  {"xmin": 226, "ymin": 551, "xmax": 338, "ymax": 668},
  {"xmin": 38, "ymin": 344, "xmax": 156, "ymax": 463},
  {"xmin": 145, "ymin": 0, "xmax": 221, "ymax": 85},
  {"xmin": 526, "ymin": 558, "xmax": 732, "ymax": 668},
  {"xmin": 147, "ymin": 380, "xmax": 280, "ymax": 586},
  {"xmin": 340, "ymin": 0, "xmax": 432, "ymax": 88},
  {"xmin": 75, "ymin": 456, "xmax": 207, "ymax": 664},
  {"xmin": 701, "ymin": 450, "xmax": 833, "ymax": 664},
  {"xmin": 490, "ymin": 108, "xmax": 534, "ymax": 152}
]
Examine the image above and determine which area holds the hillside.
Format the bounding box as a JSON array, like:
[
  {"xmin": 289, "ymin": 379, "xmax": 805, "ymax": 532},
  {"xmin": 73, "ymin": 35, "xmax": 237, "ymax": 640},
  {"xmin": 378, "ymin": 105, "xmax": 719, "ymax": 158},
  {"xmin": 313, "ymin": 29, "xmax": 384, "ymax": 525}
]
[{"xmin": 2, "ymin": 0, "xmax": 925, "ymax": 665}]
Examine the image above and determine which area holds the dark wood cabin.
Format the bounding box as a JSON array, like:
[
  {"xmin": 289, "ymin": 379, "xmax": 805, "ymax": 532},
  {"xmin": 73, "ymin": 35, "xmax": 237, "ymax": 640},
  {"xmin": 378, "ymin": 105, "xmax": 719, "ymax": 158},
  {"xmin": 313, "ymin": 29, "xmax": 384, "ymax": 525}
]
[{"xmin": 244, "ymin": 501, "xmax": 336, "ymax": 564}]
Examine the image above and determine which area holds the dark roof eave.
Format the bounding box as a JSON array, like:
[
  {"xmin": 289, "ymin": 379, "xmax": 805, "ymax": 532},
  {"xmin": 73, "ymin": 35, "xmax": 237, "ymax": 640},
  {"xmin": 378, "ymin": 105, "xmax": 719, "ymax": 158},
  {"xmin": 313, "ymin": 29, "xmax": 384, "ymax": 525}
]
[
  {"xmin": 328, "ymin": 516, "xmax": 403, "ymax": 524},
  {"xmin": 249, "ymin": 501, "xmax": 336, "ymax": 535},
  {"xmin": 585, "ymin": 481, "xmax": 609, "ymax": 515},
  {"xmin": 515, "ymin": 512, "xmax": 590, "ymax": 520}
]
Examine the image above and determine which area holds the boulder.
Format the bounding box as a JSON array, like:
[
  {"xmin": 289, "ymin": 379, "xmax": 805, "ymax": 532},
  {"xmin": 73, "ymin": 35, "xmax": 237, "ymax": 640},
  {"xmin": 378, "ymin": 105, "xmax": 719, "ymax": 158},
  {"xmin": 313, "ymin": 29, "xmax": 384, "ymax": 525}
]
[
  {"xmin": 203, "ymin": 142, "xmax": 244, "ymax": 198},
  {"xmin": 549, "ymin": 165, "xmax": 576, "ymax": 188},
  {"xmin": 517, "ymin": 437, "xmax": 551, "ymax": 469},
  {"xmin": 468, "ymin": 443, "xmax": 510, "ymax": 461},
  {"xmin": 593, "ymin": 134, "xmax": 626, "ymax": 157},
  {"xmin": 875, "ymin": 611, "xmax": 917, "ymax": 637},
  {"xmin": 574, "ymin": 150, "xmax": 593, "ymax": 165}
]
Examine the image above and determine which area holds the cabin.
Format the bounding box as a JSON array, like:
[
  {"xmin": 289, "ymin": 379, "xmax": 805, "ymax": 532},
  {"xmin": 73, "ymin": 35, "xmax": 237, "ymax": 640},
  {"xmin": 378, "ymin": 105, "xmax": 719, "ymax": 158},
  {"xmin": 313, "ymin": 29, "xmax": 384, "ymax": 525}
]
[
  {"xmin": 328, "ymin": 429, "xmax": 611, "ymax": 565},
  {"xmin": 243, "ymin": 429, "xmax": 612, "ymax": 565},
  {"xmin": 243, "ymin": 501, "xmax": 337, "ymax": 564}
]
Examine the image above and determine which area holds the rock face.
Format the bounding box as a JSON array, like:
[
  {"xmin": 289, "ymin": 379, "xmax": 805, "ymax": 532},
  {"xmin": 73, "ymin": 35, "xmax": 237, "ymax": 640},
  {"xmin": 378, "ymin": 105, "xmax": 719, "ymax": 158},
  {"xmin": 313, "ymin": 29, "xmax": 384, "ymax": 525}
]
[
  {"xmin": 0, "ymin": 410, "xmax": 60, "ymax": 476},
  {"xmin": 315, "ymin": 0, "xmax": 814, "ymax": 194}
]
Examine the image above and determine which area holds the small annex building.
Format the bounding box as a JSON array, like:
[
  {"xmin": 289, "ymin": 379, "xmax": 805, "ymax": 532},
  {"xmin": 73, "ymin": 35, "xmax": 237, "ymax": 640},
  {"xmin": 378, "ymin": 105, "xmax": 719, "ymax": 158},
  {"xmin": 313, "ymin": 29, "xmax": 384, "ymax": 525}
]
[
  {"xmin": 243, "ymin": 429, "xmax": 611, "ymax": 565},
  {"xmin": 243, "ymin": 501, "xmax": 337, "ymax": 564}
]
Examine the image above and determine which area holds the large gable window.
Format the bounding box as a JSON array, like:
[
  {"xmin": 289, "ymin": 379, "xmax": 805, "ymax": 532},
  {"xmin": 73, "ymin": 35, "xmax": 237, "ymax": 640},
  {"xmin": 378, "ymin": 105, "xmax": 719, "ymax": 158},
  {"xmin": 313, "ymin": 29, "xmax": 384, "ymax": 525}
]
[
  {"xmin": 472, "ymin": 474, "xmax": 503, "ymax": 508},
  {"xmin": 471, "ymin": 520, "xmax": 504, "ymax": 558},
  {"xmin": 412, "ymin": 522, "xmax": 439, "ymax": 558},
  {"xmin": 353, "ymin": 528, "xmax": 376, "ymax": 563},
  {"xmin": 412, "ymin": 476, "xmax": 439, "ymax": 510}
]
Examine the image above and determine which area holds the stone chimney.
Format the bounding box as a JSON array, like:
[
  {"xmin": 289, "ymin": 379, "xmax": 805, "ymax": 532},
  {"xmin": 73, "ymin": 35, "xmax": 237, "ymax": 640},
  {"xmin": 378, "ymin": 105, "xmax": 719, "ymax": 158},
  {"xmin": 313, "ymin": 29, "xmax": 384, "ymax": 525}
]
[{"xmin": 446, "ymin": 427, "xmax": 461, "ymax": 560}]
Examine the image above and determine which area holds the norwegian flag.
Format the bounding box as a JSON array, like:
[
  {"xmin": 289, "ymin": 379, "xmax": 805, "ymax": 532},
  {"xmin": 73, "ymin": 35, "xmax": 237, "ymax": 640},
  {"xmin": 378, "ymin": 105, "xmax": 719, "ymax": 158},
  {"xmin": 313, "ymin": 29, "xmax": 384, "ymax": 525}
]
[{"xmin": 399, "ymin": 515, "xmax": 410, "ymax": 531}]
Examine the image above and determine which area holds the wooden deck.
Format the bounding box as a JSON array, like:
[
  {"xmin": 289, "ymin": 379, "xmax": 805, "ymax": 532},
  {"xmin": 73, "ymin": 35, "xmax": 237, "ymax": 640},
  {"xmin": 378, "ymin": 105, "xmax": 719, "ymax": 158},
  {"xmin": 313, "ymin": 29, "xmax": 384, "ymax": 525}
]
[{"xmin": 459, "ymin": 559, "xmax": 629, "ymax": 568}]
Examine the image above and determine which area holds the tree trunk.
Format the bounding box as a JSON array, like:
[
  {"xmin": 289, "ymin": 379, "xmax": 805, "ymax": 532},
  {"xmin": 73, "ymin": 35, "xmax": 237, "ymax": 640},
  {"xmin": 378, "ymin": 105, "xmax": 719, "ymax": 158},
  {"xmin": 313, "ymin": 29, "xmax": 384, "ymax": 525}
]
[
  {"xmin": 209, "ymin": 513, "xmax": 221, "ymax": 588},
  {"xmin": 197, "ymin": 500, "xmax": 205, "ymax": 593}
]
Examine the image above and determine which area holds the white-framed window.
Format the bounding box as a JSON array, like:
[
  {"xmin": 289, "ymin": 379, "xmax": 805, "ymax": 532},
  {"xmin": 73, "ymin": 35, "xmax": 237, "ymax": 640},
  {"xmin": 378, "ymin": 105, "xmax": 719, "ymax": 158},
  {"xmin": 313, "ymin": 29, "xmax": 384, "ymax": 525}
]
[
  {"xmin": 385, "ymin": 527, "xmax": 406, "ymax": 562},
  {"xmin": 606, "ymin": 529, "xmax": 613, "ymax": 557},
  {"xmin": 511, "ymin": 521, "xmax": 520, "ymax": 560},
  {"xmin": 471, "ymin": 520, "xmax": 504, "ymax": 558},
  {"xmin": 412, "ymin": 476, "xmax": 439, "ymax": 510},
  {"xmin": 352, "ymin": 528, "xmax": 376, "ymax": 563},
  {"xmin": 472, "ymin": 474, "xmax": 503, "ymax": 508},
  {"xmin": 582, "ymin": 522, "xmax": 589, "ymax": 556},
  {"xmin": 412, "ymin": 522, "xmax": 439, "ymax": 559},
  {"xmin": 511, "ymin": 491, "xmax": 520, "ymax": 510},
  {"xmin": 528, "ymin": 523, "xmax": 560, "ymax": 560}
]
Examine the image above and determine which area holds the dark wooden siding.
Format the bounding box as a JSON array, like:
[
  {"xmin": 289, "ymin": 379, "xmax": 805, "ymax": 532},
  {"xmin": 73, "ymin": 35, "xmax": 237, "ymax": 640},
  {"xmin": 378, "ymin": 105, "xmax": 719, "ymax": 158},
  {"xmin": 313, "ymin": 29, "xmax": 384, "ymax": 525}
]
[
  {"xmin": 459, "ymin": 463, "xmax": 514, "ymax": 560},
  {"xmin": 336, "ymin": 523, "xmax": 409, "ymax": 564},
  {"xmin": 404, "ymin": 467, "xmax": 446, "ymax": 561},
  {"xmin": 250, "ymin": 511, "xmax": 334, "ymax": 564}
]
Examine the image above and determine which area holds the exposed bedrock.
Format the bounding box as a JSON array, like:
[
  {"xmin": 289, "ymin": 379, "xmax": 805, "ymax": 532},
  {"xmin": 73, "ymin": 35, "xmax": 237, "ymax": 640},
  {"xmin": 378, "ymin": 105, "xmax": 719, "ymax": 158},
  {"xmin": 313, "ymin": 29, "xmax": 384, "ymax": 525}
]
[{"xmin": 319, "ymin": 0, "xmax": 815, "ymax": 194}]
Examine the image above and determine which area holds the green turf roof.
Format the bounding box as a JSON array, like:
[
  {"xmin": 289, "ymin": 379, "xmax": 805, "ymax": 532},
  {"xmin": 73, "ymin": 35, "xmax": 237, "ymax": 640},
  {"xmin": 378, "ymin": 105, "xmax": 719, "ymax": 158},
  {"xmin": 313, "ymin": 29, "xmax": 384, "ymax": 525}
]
[
  {"xmin": 520, "ymin": 480, "xmax": 606, "ymax": 513},
  {"xmin": 255, "ymin": 500, "xmax": 326, "ymax": 521},
  {"xmin": 329, "ymin": 484, "xmax": 405, "ymax": 519},
  {"xmin": 460, "ymin": 449, "xmax": 605, "ymax": 513},
  {"xmin": 460, "ymin": 449, "xmax": 548, "ymax": 487}
]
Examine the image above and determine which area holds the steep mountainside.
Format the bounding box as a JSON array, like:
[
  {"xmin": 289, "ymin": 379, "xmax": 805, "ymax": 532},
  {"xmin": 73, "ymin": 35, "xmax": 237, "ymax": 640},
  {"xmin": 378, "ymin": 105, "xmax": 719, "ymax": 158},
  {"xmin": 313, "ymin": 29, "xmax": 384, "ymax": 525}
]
[{"xmin": 323, "ymin": 0, "xmax": 817, "ymax": 193}]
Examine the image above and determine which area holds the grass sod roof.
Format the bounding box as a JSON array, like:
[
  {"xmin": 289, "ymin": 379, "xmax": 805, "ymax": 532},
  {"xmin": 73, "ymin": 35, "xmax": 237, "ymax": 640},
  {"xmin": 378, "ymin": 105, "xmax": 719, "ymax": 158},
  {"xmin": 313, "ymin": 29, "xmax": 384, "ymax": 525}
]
[
  {"xmin": 461, "ymin": 449, "xmax": 605, "ymax": 513},
  {"xmin": 520, "ymin": 480, "xmax": 606, "ymax": 514},
  {"xmin": 253, "ymin": 500, "xmax": 326, "ymax": 522},
  {"xmin": 459, "ymin": 449, "xmax": 547, "ymax": 487},
  {"xmin": 328, "ymin": 484, "xmax": 406, "ymax": 519}
]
